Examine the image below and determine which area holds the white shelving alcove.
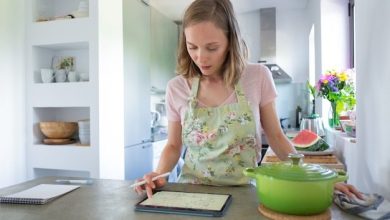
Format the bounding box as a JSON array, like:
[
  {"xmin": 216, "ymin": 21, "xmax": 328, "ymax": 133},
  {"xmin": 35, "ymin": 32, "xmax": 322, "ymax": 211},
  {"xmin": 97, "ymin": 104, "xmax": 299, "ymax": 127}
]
[
  {"xmin": 33, "ymin": 0, "xmax": 90, "ymax": 23},
  {"xmin": 26, "ymin": 0, "xmax": 125, "ymax": 180},
  {"xmin": 32, "ymin": 42, "xmax": 89, "ymax": 84},
  {"xmin": 32, "ymin": 107, "xmax": 90, "ymax": 145}
]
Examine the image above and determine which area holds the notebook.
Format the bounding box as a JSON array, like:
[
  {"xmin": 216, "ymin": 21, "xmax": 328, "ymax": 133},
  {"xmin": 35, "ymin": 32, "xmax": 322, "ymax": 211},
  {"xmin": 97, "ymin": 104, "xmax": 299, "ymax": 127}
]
[{"xmin": 0, "ymin": 184, "xmax": 80, "ymax": 205}]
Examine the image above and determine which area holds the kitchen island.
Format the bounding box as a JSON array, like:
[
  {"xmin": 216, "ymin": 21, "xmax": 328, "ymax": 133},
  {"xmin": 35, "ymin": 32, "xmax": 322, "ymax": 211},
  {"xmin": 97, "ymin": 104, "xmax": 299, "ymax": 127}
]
[{"xmin": 0, "ymin": 177, "xmax": 361, "ymax": 220}]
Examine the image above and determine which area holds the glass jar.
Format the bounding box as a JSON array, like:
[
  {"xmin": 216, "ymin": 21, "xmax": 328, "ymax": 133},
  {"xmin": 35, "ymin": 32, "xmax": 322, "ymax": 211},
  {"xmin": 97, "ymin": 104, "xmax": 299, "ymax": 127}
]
[
  {"xmin": 328, "ymin": 102, "xmax": 340, "ymax": 129},
  {"xmin": 300, "ymin": 114, "xmax": 325, "ymax": 138}
]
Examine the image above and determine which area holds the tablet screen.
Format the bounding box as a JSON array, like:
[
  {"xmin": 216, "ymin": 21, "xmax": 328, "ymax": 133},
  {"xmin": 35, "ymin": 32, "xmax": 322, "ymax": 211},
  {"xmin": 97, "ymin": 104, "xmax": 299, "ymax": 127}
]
[{"xmin": 135, "ymin": 190, "xmax": 232, "ymax": 216}]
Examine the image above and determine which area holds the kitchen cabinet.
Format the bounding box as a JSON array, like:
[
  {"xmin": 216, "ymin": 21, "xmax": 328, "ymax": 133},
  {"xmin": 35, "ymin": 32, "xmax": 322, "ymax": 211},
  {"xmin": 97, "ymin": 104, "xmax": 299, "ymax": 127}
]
[
  {"xmin": 26, "ymin": 0, "xmax": 125, "ymax": 179},
  {"xmin": 123, "ymin": 0, "xmax": 152, "ymax": 179},
  {"xmin": 150, "ymin": 7, "xmax": 178, "ymax": 92},
  {"xmin": 125, "ymin": 142, "xmax": 153, "ymax": 180}
]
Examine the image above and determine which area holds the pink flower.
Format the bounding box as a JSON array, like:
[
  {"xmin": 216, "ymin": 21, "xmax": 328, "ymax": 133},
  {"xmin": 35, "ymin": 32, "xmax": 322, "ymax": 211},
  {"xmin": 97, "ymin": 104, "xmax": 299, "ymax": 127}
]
[
  {"xmin": 192, "ymin": 131, "xmax": 206, "ymax": 145},
  {"xmin": 227, "ymin": 112, "xmax": 237, "ymax": 120},
  {"xmin": 207, "ymin": 132, "xmax": 216, "ymax": 140},
  {"xmin": 227, "ymin": 146, "xmax": 240, "ymax": 156}
]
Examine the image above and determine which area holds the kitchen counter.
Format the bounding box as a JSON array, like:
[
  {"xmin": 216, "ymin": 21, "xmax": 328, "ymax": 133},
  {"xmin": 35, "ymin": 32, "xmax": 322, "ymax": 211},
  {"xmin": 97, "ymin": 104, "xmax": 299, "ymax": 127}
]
[{"xmin": 0, "ymin": 177, "xmax": 362, "ymax": 220}]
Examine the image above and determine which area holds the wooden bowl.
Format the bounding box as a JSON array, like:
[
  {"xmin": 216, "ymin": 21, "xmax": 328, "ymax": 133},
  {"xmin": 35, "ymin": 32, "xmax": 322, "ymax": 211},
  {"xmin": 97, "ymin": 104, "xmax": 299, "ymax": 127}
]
[{"xmin": 39, "ymin": 121, "xmax": 78, "ymax": 139}]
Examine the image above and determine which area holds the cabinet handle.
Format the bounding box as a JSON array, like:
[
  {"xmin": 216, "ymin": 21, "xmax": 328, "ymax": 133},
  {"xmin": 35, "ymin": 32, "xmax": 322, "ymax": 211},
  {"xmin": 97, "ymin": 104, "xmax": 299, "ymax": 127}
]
[
  {"xmin": 142, "ymin": 139, "xmax": 152, "ymax": 143},
  {"xmin": 142, "ymin": 144, "xmax": 151, "ymax": 149}
]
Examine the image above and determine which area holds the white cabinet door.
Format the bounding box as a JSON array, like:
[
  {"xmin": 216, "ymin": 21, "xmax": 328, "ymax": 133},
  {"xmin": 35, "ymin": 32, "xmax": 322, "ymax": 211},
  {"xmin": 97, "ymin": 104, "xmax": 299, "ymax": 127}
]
[
  {"xmin": 150, "ymin": 7, "xmax": 178, "ymax": 91},
  {"xmin": 125, "ymin": 142, "xmax": 154, "ymax": 180},
  {"xmin": 123, "ymin": 0, "xmax": 151, "ymax": 147}
]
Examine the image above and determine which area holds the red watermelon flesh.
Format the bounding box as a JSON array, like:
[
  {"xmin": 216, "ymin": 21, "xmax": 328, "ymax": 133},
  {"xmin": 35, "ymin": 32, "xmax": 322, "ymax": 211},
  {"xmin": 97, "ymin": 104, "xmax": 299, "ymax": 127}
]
[{"xmin": 291, "ymin": 130, "xmax": 320, "ymax": 148}]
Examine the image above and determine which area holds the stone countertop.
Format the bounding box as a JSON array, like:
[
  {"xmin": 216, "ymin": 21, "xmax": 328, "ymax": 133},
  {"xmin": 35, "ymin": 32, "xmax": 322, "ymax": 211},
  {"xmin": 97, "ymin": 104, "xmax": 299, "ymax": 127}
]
[{"xmin": 0, "ymin": 177, "xmax": 362, "ymax": 220}]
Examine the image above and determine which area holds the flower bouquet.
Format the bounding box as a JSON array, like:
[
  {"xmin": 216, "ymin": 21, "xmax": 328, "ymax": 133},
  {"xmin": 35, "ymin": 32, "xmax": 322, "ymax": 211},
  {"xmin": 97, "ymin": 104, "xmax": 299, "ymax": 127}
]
[{"xmin": 316, "ymin": 69, "xmax": 356, "ymax": 128}]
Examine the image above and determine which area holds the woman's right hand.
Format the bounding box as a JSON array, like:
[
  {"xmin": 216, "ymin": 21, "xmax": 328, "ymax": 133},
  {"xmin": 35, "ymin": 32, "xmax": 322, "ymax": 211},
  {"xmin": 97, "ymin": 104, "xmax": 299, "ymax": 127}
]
[{"xmin": 134, "ymin": 172, "xmax": 167, "ymax": 198}]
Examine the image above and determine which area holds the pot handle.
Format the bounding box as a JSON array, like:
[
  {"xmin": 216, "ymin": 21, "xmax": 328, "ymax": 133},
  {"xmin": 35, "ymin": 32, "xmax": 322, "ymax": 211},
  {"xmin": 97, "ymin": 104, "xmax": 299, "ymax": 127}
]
[
  {"xmin": 243, "ymin": 168, "xmax": 257, "ymax": 179},
  {"xmin": 333, "ymin": 170, "xmax": 348, "ymax": 183}
]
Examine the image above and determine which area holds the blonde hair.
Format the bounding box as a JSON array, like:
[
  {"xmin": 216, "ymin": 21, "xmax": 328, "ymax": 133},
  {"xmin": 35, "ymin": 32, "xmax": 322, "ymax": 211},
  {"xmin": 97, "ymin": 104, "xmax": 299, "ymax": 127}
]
[{"xmin": 176, "ymin": 0, "xmax": 248, "ymax": 87}]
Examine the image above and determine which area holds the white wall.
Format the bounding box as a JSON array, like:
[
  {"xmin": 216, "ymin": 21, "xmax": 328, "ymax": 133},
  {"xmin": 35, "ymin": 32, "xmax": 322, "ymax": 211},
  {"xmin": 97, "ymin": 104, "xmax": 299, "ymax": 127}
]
[
  {"xmin": 274, "ymin": 8, "xmax": 311, "ymax": 124},
  {"xmin": 237, "ymin": 8, "xmax": 311, "ymax": 126},
  {"xmin": 276, "ymin": 8, "xmax": 309, "ymax": 83},
  {"xmin": 0, "ymin": 0, "xmax": 27, "ymax": 188},
  {"xmin": 319, "ymin": 0, "xmax": 350, "ymax": 118},
  {"xmin": 306, "ymin": 0, "xmax": 322, "ymax": 115},
  {"xmin": 98, "ymin": 0, "xmax": 125, "ymax": 179},
  {"xmin": 237, "ymin": 8, "xmax": 309, "ymax": 83},
  {"xmin": 321, "ymin": 0, "xmax": 351, "ymax": 70},
  {"xmin": 355, "ymin": 0, "xmax": 390, "ymax": 199}
]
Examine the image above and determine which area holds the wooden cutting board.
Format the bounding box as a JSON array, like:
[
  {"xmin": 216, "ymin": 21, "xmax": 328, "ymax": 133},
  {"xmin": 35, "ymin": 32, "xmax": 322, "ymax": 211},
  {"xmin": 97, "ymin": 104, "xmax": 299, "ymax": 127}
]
[
  {"xmin": 264, "ymin": 155, "xmax": 338, "ymax": 164},
  {"xmin": 261, "ymin": 148, "xmax": 345, "ymax": 170}
]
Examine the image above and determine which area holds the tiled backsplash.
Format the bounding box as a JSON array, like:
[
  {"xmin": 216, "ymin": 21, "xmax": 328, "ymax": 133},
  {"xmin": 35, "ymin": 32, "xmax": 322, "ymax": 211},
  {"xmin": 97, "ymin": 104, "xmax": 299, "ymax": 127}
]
[{"xmin": 275, "ymin": 82, "xmax": 309, "ymax": 129}]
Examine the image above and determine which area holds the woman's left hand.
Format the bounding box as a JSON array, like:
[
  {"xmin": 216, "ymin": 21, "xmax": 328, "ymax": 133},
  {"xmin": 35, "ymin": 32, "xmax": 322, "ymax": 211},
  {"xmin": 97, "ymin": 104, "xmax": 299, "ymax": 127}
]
[{"xmin": 335, "ymin": 182, "xmax": 364, "ymax": 200}]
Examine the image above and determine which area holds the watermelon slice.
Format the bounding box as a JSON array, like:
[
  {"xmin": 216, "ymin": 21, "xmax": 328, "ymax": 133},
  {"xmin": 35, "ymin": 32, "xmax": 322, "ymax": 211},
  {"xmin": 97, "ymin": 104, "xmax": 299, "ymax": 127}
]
[
  {"xmin": 291, "ymin": 130, "xmax": 320, "ymax": 147},
  {"xmin": 291, "ymin": 130, "xmax": 329, "ymax": 151}
]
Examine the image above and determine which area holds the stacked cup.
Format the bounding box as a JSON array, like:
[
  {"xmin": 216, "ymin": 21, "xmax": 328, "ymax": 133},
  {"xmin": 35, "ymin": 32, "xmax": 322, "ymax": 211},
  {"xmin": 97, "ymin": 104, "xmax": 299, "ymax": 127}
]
[{"xmin": 78, "ymin": 119, "xmax": 90, "ymax": 145}]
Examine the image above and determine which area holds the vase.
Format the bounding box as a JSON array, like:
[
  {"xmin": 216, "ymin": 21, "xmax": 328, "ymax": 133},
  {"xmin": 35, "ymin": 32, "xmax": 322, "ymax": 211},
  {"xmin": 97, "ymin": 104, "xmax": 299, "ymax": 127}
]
[{"xmin": 328, "ymin": 101, "xmax": 340, "ymax": 129}]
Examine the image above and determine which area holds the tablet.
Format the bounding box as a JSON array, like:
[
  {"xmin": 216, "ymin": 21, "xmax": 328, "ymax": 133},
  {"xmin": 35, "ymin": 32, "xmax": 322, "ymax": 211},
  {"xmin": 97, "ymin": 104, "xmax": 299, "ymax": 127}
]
[{"xmin": 134, "ymin": 190, "xmax": 232, "ymax": 217}]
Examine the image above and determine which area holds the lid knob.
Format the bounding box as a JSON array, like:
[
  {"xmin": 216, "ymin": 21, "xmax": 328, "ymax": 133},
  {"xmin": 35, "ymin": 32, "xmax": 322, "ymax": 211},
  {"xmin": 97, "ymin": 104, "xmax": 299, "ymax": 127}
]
[{"xmin": 288, "ymin": 153, "xmax": 304, "ymax": 165}]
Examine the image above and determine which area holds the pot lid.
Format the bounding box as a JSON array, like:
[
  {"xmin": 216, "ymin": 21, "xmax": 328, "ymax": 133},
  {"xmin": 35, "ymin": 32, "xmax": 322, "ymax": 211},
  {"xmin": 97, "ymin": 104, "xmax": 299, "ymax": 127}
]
[{"xmin": 257, "ymin": 153, "xmax": 337, "ymax": 181}]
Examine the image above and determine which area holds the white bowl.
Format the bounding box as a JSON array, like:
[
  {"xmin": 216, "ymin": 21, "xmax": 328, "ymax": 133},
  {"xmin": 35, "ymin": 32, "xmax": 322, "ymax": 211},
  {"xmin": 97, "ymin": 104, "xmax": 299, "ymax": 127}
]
[
  {"xmin": 79, "ymin": 134, "xmax": 90, "ymax": 145},
  {"xmin": 78, "ymin": 119, "xmax": 90, "ymax": 128}
]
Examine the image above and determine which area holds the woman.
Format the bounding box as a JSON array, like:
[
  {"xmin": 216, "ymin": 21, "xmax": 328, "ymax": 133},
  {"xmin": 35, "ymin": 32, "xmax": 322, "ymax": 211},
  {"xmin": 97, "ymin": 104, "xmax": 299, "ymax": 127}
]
[{"xmin": 135, "ymin": 0, "xmax": 362, "ymax": 200}]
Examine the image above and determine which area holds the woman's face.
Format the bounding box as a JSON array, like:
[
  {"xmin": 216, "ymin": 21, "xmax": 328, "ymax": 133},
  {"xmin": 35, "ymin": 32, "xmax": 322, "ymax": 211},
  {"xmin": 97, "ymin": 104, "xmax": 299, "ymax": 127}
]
[{"xmin": 185, "ymin": 21, "xmax": 229, "ymax": 77}]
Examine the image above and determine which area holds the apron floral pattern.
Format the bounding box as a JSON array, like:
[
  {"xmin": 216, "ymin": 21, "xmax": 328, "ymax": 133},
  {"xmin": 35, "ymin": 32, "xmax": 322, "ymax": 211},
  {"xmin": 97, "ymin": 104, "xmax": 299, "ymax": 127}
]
[{"xmin": 179, "ymin": 77, "xmax": 257, "ymax": 185}]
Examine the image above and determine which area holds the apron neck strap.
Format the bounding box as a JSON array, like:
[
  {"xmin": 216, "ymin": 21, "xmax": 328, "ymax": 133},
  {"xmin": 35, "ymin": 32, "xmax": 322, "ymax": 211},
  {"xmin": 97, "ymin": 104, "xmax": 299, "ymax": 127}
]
[
  {"xmin": 234, "ymin": 82, "xmax": 246, "ymax": 104},
  {"xmin": 190, "ymin": 77, "xmax": 200, "ymax": 98},
  {"xmin": 190, "ymin": 76, "xmax": 246, "ymax": 104}
]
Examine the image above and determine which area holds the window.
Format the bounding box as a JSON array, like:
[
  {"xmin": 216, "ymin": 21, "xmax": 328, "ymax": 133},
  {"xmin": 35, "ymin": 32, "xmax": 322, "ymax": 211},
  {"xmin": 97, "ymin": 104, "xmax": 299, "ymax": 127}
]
[{"xmin": 349, "ymin": 0, "xmax": 355, "ymax": 68}]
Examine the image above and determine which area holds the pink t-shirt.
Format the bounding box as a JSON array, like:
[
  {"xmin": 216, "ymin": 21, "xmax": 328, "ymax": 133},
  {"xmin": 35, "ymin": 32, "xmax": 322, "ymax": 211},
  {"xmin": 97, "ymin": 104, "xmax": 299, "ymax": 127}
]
[{"xmin": 165, "ymin": 63, "xmax": 277, "ymax": 159}]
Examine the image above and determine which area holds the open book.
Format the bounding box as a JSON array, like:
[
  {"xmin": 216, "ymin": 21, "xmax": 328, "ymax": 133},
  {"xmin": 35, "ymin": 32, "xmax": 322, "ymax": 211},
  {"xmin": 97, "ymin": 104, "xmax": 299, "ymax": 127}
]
[{"xmin": 0, "ymin": 184, "xmax": 80, "ymax": 205}]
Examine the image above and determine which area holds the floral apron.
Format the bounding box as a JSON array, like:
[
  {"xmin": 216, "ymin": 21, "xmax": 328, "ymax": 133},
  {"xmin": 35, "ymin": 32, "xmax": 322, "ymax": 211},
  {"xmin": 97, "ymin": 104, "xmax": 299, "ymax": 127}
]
[{"xmin": 179, "ymin": 77, "xmax": 257, "ymax": 185}]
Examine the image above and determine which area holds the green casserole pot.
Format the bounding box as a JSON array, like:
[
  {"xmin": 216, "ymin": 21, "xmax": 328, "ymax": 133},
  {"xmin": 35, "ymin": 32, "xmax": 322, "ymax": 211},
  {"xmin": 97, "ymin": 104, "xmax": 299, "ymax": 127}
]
[{"xmin": 243, "ymin": 153, "xmax": 347, "ymax": 215}]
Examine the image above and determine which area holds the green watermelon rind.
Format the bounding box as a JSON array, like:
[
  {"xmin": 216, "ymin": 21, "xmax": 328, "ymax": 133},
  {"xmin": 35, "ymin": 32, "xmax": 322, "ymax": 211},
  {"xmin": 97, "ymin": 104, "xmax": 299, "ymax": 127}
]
[{"xmin": 295, "ymin": 138, "xmax": 330, "ymax": 152}]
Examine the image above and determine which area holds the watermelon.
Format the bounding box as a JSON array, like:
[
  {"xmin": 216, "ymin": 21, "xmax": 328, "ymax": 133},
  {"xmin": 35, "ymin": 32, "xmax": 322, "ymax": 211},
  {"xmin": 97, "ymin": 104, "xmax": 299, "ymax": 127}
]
[{"xmin": 291, "ymin": 130, "xmax": 329, "ymax": 151}]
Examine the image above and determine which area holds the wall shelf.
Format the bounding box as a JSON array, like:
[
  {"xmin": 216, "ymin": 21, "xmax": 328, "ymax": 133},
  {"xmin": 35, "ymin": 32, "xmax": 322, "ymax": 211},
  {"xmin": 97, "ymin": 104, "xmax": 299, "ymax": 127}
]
[
  {"xmin": 30, "ymin": 144, "xmax": 95, "ymax": 172},
  {"xmin": 32, "ymin": 107, "xmax": 90, "ymax": 146},
  {"xmin": 30, "ymin": 19, "xmax": 92, "ymax": 45},
  {"xmin": 30, "ymin": 83, "xmax": 93, "ymax": 107},
  {"xmin": 32, "ymin": 42, "xmax": 89, "ymax": 84},
  {"xmin": 33, "ymin": 168, "xmax": 90, "ymax": 179},
  {"xmin": 26, "ymin": 0, "xmax": 125, "ymax": 180},
  {"xmin": 33, "ymin": 0, "xmax": 89, "ymax": 23}
]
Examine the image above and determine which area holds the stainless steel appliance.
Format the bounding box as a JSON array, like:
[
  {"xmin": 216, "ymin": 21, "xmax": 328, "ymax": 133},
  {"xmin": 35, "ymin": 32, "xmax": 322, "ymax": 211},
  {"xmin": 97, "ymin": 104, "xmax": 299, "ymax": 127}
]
[{"xmin": 259, "ymin": 8, "xmax": 292, "ymax": 83}]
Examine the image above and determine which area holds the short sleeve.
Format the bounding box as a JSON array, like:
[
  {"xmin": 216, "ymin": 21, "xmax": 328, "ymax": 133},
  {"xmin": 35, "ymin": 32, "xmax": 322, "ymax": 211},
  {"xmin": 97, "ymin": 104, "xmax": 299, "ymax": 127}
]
[
  {"xmin": 165, "ymin": 80, "xmax": 181, "ymax": 122},
  {"xmin": 259, "ymin": 65, "xmax": 277, "ymax": 107}
]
